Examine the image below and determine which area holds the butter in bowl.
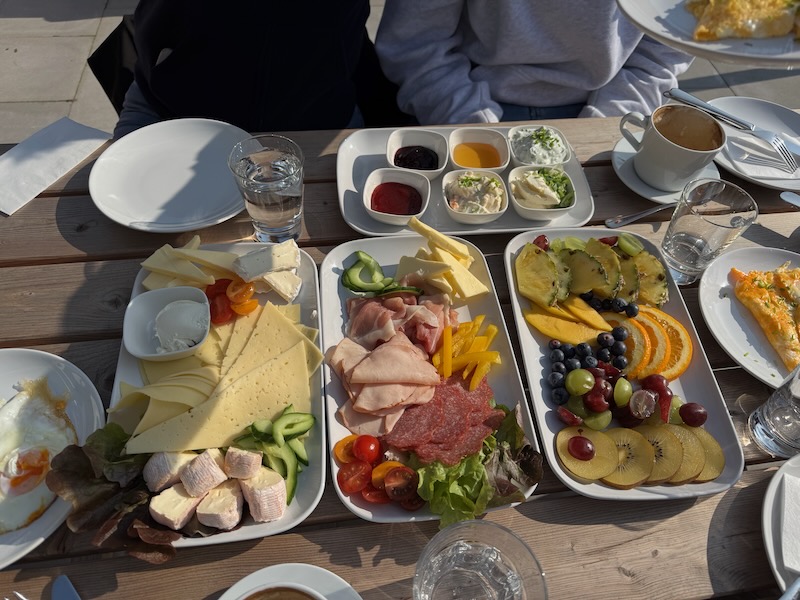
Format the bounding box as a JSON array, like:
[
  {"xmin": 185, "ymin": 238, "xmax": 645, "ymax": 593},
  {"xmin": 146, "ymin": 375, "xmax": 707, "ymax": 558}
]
[
  {"xmin": 507, "ymin": 165, "xmax": 575, "ymax": 220},
  {"xmin": 123, "ymin": 286, "xmax": 210, "ymax": 361}
]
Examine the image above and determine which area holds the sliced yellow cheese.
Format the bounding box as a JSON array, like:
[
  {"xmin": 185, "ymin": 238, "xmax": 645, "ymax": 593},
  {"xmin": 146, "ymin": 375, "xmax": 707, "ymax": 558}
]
[
  {"xmin": 431, "ymin": 247, "xmax": 488, "ymax": 299},
  {"xmin": 181, "ymin": 235, "xmax": 202, "ymax": 250},
  {"xmin": 139, "ymin": 355, "xmax": 204, "ymax": 386},
  {"xmin": 212, "ymin": 319, "xmax": 236, "ymax": 356},
  {"xmin": 414, "ymin": 248, "xmax": 453, "ymax": 293},
  {"xmin": 142, "ymin": 271, "xmax": 175, "ymax": 291},
  {"xmin": 296, "ymin": 323, "xmax": 319, "ymax": 343},
  {"xmin": 195, "ymin": 336, "xmax": 224, "ymax": 367},
  {"xmin": 408, "ymin": 216, "xmax": 471, "ymax": 261},
  {"xmin": 125, "ymin": 342, "xmax": 311, "ymax": 453},
  {"xmin": 141, "ymin": 245, "xmax": 215, "ymax": 285},
  {"xmin": 275, "ymin": 303, "xmax": 301, "ymax": 323},
  {"xmin": 395, "ymin": 256, "xmax": 452, "ymax": 280},
  {"xmin": 220, "ymin": 304, "xmax": 264, "ymax": 376},
  {"xmin": 168, "ymin": 248, "xmax": 239, "ymax": 274}
]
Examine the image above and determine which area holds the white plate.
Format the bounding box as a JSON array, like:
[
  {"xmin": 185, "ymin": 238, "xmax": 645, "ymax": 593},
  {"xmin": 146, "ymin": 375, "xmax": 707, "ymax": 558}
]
[
  {"xmin": 0, "ymin": 348, "xmax": 105, "ymax": 570},
  {"xmin": 219, "ymin": 563, "xmax": 362, "ymax": 600},
  {"xmin": 336, "ymin": 126, "xmax": 594, "ymax": 236},
  {"xmin": 89, "ymin": 119, "xmax": 249, "ymax": 232},
  {"xmin": 707, "ymin": 97, "xmax": 800, "ymax": 191},
  {"xmin": 110, "ymin": 243, "xmax": 325, "ymax": 546},
  {"xmin": 505, "ymin": 228, "xmax": 744, "ymax": 500},
  {"xmin": 319, "ymin": 235, "xmax": 541, "ymax": 522},
  {"xmin": 612, "ymin": 133, "xmax": 719, "ymax": 205},
  {"xmin": 616, "ymin": 0, "xmax": 800, "ymax": 68},
  {"xmin": 699, "ymin": 247, "xmax": 800, "ymax": 388},
  {"xmin": 763, "ymin": 454, "xmax": 800, "ymax": 592}
]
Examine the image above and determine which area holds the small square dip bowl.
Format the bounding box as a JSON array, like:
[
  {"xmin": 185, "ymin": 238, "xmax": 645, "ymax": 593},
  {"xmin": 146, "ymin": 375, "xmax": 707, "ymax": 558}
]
[
  {"xmin": 363, "ymin": 167, "xmax": 431, "ymax": 226},
  {"xmin": 448, "ymin": 127, "xmax": 510, "ymax": 173},
  {"xmin": 507, "ymin": 125, "xmax": 571, "ymax": 168},
  {"xmin": 386, "ymin": 128, "xmax": 448, "ymax": 180},
  {"xmin": 442, "ymin": 169, "xmax": 508, "ymax": 225},
  {"xmin": 507, "ymin": 165, "xmax": 576, "ymax": 220}
]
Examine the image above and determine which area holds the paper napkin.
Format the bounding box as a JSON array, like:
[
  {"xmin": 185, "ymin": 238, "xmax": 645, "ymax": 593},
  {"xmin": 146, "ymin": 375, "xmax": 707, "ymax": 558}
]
[
  {"xmin": 0, "ymin": 117, "xmax": 111, "ymax": 216},
  {"xmin": 782, "ymin": 472, "xmax": 800, "ymax": 574},
  {"xmin": 723, "ymin": 133, "xmax": 799, "ymax": 180}
]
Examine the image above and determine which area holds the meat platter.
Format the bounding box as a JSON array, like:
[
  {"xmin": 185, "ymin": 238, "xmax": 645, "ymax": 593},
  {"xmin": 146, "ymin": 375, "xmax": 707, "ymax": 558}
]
[{"xmin": 320, "ymin": 234, "xmax": 541, "ymax": 522}]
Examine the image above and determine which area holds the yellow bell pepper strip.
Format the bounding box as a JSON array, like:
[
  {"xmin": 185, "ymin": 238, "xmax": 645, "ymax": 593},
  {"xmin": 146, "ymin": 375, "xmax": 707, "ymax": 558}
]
[
  {"xmin": 450, "ymin": 351, "xmax": 500, "ymax": 372},
  {"xmin": 453, "ymin": 315, "xmax": 485, "ymax": 357},
  {"xmin": 470, "ymin": 360, "xmax": 494, "ymax": 391},
  {"xmin": 442, "ymin": 325, "xmax": 453, "ymax": 377},
  {"xmin": 462, "ymin": 324, "xmax": 499, "ymax": 379}
]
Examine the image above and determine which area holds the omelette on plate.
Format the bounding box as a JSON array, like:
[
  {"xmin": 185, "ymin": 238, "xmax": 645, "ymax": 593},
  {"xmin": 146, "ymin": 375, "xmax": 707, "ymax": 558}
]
[
  {"xmin": 685, "ymin": 0, "xmax": 800, "ymax": 41},
  {"xmin": 730, "ymin": 264, "xmax": 800, "ymax": 371}
]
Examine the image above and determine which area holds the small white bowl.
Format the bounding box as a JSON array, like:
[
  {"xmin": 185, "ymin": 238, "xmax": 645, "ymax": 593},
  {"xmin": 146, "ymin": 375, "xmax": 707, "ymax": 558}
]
[
  {"xmin": 442, "ymin": 169, "xmax": 509, "ymax": 225},
  {"xmin": 448, "ymin": 127, "xmax": 510, "ymax": 173},
  {"xmin": 386, "ymin": 128, "xmax": 448, "ymax": 180},
  {"xmin": 507, "ymin": 165, "xmax": 576, "ymax": 221},
  {"xmin": 123, "ymin": 286, "xmax": 210, "ymax": 362},
  {"xmin": 234, "ymin": 581, "xmax": 325, "ymax": 600},
  {"xmin": 507, "ymin": 124, "xmax": 572, "ymax": 168},
  {"xmin": 363, "ymin": 167, "xmax": 431, "ymax": 226}
]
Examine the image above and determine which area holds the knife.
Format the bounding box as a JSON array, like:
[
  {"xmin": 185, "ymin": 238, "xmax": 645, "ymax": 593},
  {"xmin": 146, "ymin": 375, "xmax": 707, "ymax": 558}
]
[
  {"xmin": 51, "ymin": 575, "xmax": 81, "ymax": 600},
  {"xmin": 781, "ymin": 191, "xmax": 800, "ymax": 209}
]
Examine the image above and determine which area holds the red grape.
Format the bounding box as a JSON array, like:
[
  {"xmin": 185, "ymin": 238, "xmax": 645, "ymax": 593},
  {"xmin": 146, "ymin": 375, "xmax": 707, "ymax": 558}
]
[
  {"xmin": 568, "ymin": 435, "xmax": 595, "ymax": 461},
  {"xmin": 598, "ymin": 236, "xmax": 619, "ymax": 246},
  {"xmin": 629, "ymin": 389, "xmax": 657, "ymax": 419},
  {"xmin": 533, "ymin": 234, "xmax": 550, "ymax": 251},
  {"xmin": 583, "ymin": 389, "xmax": 610, "ymax": 413},
  {"xmin": 557, "ymin": 406, "xmax": 583, "ymax": 426},
  {"xmin": 679, "ymin": 402, "xmax": 708, "ymax": 427}
]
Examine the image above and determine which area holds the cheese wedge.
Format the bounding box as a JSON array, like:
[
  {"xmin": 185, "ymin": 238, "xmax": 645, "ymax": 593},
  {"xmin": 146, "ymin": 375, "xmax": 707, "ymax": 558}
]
[
  {"xmin": 431, "ymin": 247, "xmax": 489, "ymax": 299},
  {"xmin": 408, "ymin": 216, "xmax": 471, "ymax": 261},
  {"xmin": 169, "ymin": 248, "xmax": 239, "ymax": 275},
  {"xmin": 141, "ymin": 245, "xmax": 215, "ymax": 285},
  {"xmin": 415, "ymin": 247, "xmax": 453, "ymax": 293},
  {"xmin": 125, "ymin": 342, "xmax": 311, "ymax": 453}
]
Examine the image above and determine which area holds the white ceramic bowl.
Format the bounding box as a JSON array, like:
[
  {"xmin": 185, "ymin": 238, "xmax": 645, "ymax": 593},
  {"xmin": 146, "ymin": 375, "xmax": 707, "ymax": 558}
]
[
  {"xmin": 507, "ymin": 165, "xmax": 576, "ymax": 221},
  {"xmin": 363, "ymin": 167, "xmax": 431, "ymax": 226},
  {"xmin": 507, "ymin": 124, "xmax": 571, "ymax": 168},
  {"xmin": 442, "ymin": 169, "xmax": 509, "ymax": 225},
  {"xmin": 234, "ymin": 581, "xmax": 325, "ymax": 600},
  {"xmin": 122, "ymin": 286, "xmax": 210, "ymax": 361},
  {"xmin": 448, "ymin": 127, "xmax": 510, "ymax": 173},
  {"xmin": 385, "ymin": 128, "xmax": 448, "ymax": 180}
]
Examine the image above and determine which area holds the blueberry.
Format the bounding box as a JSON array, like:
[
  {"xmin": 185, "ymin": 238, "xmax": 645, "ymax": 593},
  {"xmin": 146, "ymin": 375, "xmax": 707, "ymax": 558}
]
[
  {"xmin": 549, "ymin": 348, "xmax": 565, "ymax": 363},
  {"xmin": 548, "ymin": 339, "xmax": 562, "ymax": 350},
  {"xmin": 601, "ymin": 298, "xmax": 613, "ymax": 311},
  {"xmin": 582, "ymin": 355, "xmax": 599, "ymax": 369},
  {"xmin": 575, "ymin": 342, "xmax": 592, "ymax": 358},
  {"xmin": 611, "ymin": 355, "xmax": 628, "ymax": 370},
  {"xmin": 589, "ymin": 297, "xmax": 603, "ymax": 311},
  {"xmin": 611, "ymin": 340, "xmax": 627, "ymax": 356},
  {"xmin": 597, "ymin": 332, "xmax": 615, "ymax": 348},
  {"xmin": 625, "ymin": 303, "xmax": 640, "ymax": 318},
  {"xmin": 551, "ymin": 361, "xmax": 567, "ymax": 374},
  {"xmin": 548, "ymin": 371, "xmax": 565, "ymax": 387},
  {"xmin": 560, "ymin": 343, "xmax": 575, "ymax": 359},
  {"xmin": 551, "ymin": 387, "xmax": 570, "ymax": 405},
  {"xmin": 565, "ymin": 357, "xmax": 581, "ymax": 371},
  {"xmin": 597, "ymin": 347, "xmax": 612, "ymax": 363},
  {"xmin": 611, "ymin": 297, "xmax": 627, "ymax": 313},
  {"xmin": 579, "ymin": 291, "xmax": 594, "ymax": 302},
  {"xmin": 612, "ymin": 326, "xmax": 628, "ymax": 341}
]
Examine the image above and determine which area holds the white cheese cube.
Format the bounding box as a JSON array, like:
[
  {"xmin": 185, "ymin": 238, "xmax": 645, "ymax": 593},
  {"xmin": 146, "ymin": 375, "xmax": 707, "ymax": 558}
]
[
  {"xmin": 149, "ymin": 483, "xmax": 204, "ymax": 530},
  {"xmin": 224, "ymin": 447, "xmax": 263, "ymax": 479},
  {"xmin": 196, "ymin": 479, "xmax": 244, "ymax": 530},
  {"xmin": 143, "ymin": 451, "xmax": 197, "ymax": 492},
  {"xmin": 180, "ymin": 449, "xmax": 228, "ymax": 497},
  {"xmin": 240, "ymin": 467, "xmax": 287, "ymax": 522},
  {"xmin": 233, "ymin": 239, "xmax": 301, "ymax": 281}
]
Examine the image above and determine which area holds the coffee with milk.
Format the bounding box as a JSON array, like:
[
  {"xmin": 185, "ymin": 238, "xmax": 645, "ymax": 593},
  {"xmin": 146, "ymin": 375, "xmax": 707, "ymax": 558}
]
[{"xmin": 652, "ymin": 105, "xmax": 724, "ymax": 152}]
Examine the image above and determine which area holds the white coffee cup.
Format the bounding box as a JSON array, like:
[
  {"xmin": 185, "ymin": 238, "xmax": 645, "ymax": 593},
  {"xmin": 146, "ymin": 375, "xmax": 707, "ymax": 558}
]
[{"xmin": 619, "ymin": 104, "xmax": 726, "ymax": 192}]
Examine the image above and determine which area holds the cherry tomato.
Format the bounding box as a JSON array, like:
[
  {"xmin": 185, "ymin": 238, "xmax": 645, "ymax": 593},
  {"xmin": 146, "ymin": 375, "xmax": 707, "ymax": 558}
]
[
  {"xmin": 400, "ymin": 493, "xmax": 426, "ymax": 511},
  {"xmin": 361, "ymin": 483, "xmax": 392, "ymax": 504},
  {"xmin": 383, "ymin": 466, "xmax": 419, "ymax": 502},
  {"xmin": 336, "ymin": 460, "xmax": 372, "ymax": 495},
  {"xmin": 230, "ymin": 298, "xmax": 259, "ymax": 316},
  {"xmin": 209, "ymin": 294, "xmax": 234, "ymax": 324},
  {"xmin": 370, "ymin": 460, "xmax": 406, "ymax": 489},
  {"xmin": 226, "ymin": 279, "xmax": 255, "ymax": 304},
  {"xmin": 205, "ymin": 278, "xmax": 233, "ymax": 299},
  {"xmin": 352, "ymin": 435, "xmax": 381, "ymax": 465},
  {"xmin": 333, "ymin": 434, "xmax": 358, "ymax": 464}
]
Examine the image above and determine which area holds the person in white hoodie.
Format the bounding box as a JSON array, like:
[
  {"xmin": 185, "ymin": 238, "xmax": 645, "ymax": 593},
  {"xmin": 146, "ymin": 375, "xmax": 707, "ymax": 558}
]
[{"xmin": 375, "ymin": 0, "xmax": 692, "ymax": 124}]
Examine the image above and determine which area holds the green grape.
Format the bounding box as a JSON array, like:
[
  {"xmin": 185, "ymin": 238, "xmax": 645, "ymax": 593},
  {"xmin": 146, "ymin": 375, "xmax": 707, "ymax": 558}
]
[
  {"xmin": 613, "ymin": 377, "xmax": 633, "ymax": 408},
  {"xmin": 565, "ymin": 369, "xmax": 595, "ymax": 396},
  {"xmin": 583, "ymin": 409, "xmax": 612, "ymax": 431},
  {"xmin": 669, "ymin": 395, "xmax": 685, "ymax": 424},
  {"xmin": 567, "ymin": 395, "xmax": 589, "ymax": 418},
  {"xmin": 617, "ymin": 232, "xmax": 644, "ymax": 256}
]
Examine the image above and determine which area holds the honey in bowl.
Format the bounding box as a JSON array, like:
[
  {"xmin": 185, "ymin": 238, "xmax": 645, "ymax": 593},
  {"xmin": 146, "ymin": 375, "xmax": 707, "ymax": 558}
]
[{"xmin": 453, "ymin": 142, "xmax": 502, "ymax": 168}]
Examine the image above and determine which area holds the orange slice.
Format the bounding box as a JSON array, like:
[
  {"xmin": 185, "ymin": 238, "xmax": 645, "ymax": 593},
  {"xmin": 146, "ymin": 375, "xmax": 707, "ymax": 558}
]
[
  {"xmin": 635, "ymin": 311, "xmax": 672, "ymax": 378},
  {"xmin": 600, "ymin": 312, "xmax": 651, "ymax": 378},
  {"xmin": 637, "ymin": 306, "xmax": 693, "ymax": 380}
]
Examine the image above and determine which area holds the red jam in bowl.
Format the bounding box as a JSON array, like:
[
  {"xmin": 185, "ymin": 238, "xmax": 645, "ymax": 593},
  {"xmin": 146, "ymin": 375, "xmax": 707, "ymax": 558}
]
[{"xmin": 371, "ymin": 182, "xmax": 423, "ymax": 215}]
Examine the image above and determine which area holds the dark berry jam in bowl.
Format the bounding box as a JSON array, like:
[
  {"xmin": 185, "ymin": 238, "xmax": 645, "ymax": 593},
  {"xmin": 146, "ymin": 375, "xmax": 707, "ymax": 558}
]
[
  {"xmin": 363, "ymin": 167, "xmax": 430, "ymax": 226},
  {"xmin": 385, "ymin": 129, "xmax": 448, "ymax": 180}
]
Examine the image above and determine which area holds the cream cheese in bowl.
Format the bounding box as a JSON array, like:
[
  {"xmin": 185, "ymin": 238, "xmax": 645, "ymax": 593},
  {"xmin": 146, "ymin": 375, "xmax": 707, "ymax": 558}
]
[
  {"xmin": 508, "ymin": 125, "xmax": 570, "ymax": 166},
  {"xmin": 155, "ymin": 300, "xmax": 210, "ymax": 353}
]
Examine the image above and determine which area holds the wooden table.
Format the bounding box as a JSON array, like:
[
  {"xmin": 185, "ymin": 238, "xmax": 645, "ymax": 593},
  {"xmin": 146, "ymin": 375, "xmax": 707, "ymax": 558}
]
[{"xmin": 0, "ymin": 117, "xmax": 795, "ymax": 599}]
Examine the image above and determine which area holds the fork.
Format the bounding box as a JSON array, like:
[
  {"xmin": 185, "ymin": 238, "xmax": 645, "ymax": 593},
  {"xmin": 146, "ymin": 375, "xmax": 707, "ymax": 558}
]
[{"xmin": 664, "ymin": 88, "xmax": 799, "ymax": 174}]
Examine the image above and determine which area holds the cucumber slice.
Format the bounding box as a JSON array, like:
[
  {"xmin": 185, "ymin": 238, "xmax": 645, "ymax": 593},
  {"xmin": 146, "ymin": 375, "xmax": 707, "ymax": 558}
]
[
  {"xmin": 617, "ymin": 232, "xmax": 645, "ymax": 257},
  {"xmin": 272, "ymin": 412, "xmax": 315, "ymax": 447}
]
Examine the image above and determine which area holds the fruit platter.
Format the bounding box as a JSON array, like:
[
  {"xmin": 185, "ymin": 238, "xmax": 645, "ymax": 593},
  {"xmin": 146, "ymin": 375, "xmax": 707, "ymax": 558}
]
[
  {"xmin": 320, "ymin": 220, "xmax": 542, "ymax": 524},
  {"xmin": 505, "ymin": 227, "xmax": 744, "ymax": 500}
]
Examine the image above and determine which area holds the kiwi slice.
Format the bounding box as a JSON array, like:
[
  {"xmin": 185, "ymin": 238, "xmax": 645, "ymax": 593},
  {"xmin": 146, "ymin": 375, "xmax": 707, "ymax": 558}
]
[
  {"xmin": 664, "ymin": 424, "xmax": 706, "ymax": 485},
  {"xmin": 634, "ymin": 424, "xmax": 684, "ymax": 484},
  {"xmin": 555, "ymin": 426, "xmax": 618, "ymax": 481},
  {"xmin": 681, "ymin": 425, "xmax": 726, "ymax": 482},
  {"xmin": 600, "ymin": 427, "xmax": 655, "ymax": 489}
]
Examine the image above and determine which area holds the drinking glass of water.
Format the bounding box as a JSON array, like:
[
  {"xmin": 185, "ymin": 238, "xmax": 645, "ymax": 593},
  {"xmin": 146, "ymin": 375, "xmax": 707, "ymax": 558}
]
[
  {"xmin": 749, "ymin": 364, "xmax": 800, "ymax": 458},
  {"xmin": 660, "ymin": 178, "xmax": 757, "ymax": 285},
  {"xmin": 413, "ymin": 520, "xmax": 547, "ymax": 600},
  {"xmin": 228, "ymin": 134, "xmax": 304, "ymax": 242}
]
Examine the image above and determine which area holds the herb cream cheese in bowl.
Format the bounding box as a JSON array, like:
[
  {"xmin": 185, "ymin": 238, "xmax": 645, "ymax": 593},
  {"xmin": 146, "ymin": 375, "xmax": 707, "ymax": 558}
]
[
  {"xmin": 507, "ymin": 166, "xmax": 575, "ymax": 220},
  {"xmin": 442, "ymin": 169, "xmax": 508, "ymax": 225},
  {"xmin": 508, "ymin": 125, "xmax": 571, "ymax": 167}
]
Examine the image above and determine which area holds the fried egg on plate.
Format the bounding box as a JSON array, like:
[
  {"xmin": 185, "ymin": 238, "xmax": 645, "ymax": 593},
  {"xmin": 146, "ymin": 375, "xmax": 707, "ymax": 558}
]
[{"xmin": 0, "ymin": 377, "xmax": 77, "ymax": 534}]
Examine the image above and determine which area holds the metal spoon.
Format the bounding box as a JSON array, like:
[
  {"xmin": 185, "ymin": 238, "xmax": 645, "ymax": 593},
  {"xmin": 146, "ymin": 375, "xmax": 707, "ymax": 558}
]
[
  {"xmin": 604, "ymin": 203, "xmax": 675, "ymax": 229},
  {"xmin": 781, "ymin": 191, "xmax": 800, "ymax": 209}
]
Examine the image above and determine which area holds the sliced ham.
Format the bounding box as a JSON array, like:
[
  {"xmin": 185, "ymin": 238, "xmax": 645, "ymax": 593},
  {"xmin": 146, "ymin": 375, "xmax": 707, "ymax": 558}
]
[
  {"xmin": 353, "ymin": 381, "xmax": 435, "ymax": 415},
  {"xmin": 347, "ymin": 299, "xmax": 397, "ymax": 349},
  {"xmin": 337, "ymin": 400, "xmax": 404, "ymax": 437},
  {"xmin": 349, "ymin": 332, "xmax": 440, "ymax": 386}
]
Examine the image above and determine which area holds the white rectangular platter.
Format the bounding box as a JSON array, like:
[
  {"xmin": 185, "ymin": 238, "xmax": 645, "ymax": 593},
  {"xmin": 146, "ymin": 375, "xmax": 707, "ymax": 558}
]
[
  {"xmin": 320, "ymin": 235, "xmax": 540, "ymax": 522},
  {"xmin": 504, "ymin": 227, "xmax": 744, "ymax": 500},
  {"xmin": 336, "ymin": 126, "xmax": 594, "ymax": 236},
  {"xmin": 111, "ymin": 242, "xmax": 325, "ymax": 546}
]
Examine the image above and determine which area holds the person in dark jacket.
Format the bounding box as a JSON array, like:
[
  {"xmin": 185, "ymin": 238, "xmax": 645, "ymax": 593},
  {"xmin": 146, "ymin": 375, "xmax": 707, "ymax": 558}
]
[{"xmin": 114, "ymin": 1, "xmax": 408, "ymax": 138}]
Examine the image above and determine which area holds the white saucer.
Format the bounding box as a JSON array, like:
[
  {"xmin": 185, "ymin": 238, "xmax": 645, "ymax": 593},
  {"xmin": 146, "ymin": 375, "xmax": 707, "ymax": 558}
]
[
  {"xmin": 611, "ymin": 134, "xmax": 719, "ymax": 205},
  {"xmin": 763, "ymin": 454, "xmax": 800, "ymax": 591},
  {"xmin": 219, "ymin": 563, "xmax": 362, "ymax": 600}
]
